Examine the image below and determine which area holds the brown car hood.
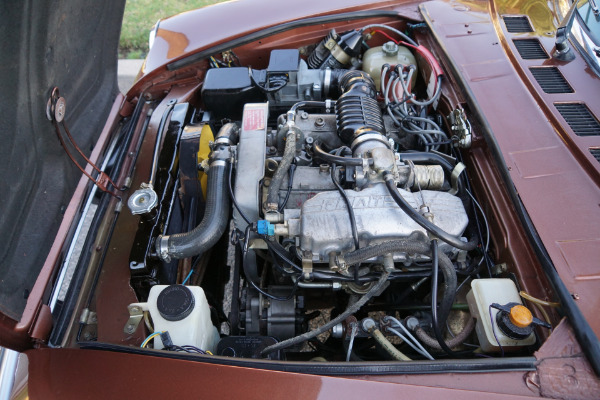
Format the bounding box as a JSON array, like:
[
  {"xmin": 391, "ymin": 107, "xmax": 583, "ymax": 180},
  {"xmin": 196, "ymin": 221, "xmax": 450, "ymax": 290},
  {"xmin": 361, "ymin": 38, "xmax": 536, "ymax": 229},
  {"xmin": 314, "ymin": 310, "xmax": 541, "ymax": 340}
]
[
  {"xmin": 0, "ymin": 0, "xmax": 126, "ymax": 348},
  {"xmin": 419, "ymin": 0, "xmax": 600, "ymax": 370}
]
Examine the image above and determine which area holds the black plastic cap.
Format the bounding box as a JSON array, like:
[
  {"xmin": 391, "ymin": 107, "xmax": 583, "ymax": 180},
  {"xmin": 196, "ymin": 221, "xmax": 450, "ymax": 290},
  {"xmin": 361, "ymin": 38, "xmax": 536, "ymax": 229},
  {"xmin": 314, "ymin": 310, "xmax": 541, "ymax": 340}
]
[
  {"xmin": 339, "ymin": 30, "xmax": 364, "ymax": 57},
  {"xmin": 494, "ymin": 302, "xmax": 533, "ymax": 340},
  {"xmin": 156, "ymin": 285, "xmax": 195, "ymax": 321}
]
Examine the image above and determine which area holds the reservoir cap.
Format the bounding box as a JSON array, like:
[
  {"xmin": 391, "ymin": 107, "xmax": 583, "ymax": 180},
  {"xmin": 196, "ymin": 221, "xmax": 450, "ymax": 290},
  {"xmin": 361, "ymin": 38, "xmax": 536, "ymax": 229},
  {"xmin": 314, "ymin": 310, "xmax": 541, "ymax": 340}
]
[
  {"xmin": 509, "ymin": 304, "xmax": 533, "ymax": 328},
  {"xmin": 157, "ymin": 285, "xmax": 195, "ymax": 321},
  {"xmin": 382, "ymin": 41, "xmax": 399, "ymax": 57}
]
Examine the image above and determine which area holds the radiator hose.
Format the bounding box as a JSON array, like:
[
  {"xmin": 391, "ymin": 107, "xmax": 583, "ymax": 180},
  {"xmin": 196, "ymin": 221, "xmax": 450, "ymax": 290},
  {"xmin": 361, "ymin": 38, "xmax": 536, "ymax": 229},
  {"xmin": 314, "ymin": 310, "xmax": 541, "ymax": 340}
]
[{"xmin": 156, "ymin": 124, "xmax": 236, "ymax": 261}]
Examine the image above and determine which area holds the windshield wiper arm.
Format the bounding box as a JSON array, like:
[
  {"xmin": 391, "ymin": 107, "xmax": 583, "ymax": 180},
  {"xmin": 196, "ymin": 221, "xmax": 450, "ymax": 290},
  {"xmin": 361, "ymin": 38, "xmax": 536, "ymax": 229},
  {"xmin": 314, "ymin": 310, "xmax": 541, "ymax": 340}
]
[
  {"xmin": 589, "ymin": 0, "xmax": 599, "ymax": 16},
  {"xmin": 554, "ymin": 0, "xmax": 582, "ymax": 61}
]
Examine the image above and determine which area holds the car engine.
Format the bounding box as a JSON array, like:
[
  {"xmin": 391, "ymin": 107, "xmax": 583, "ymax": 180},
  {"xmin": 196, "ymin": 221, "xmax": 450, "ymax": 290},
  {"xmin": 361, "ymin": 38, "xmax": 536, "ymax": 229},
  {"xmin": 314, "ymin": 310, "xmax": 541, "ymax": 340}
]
[{"xmin": 117, "ymin": 24, "xmax": 551, "ymax": 362}]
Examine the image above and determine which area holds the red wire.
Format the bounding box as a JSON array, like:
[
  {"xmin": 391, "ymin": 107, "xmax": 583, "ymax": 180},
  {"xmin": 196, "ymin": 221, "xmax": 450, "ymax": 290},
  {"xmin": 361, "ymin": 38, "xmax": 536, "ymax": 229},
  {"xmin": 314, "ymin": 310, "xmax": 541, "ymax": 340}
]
[
  {"xmin": 370, "ymin": 30, "xmax": 398, "ymax": 44},
  {"xmin": 368, "ymin": 29, "xmax": 443, "ymax": 93}
]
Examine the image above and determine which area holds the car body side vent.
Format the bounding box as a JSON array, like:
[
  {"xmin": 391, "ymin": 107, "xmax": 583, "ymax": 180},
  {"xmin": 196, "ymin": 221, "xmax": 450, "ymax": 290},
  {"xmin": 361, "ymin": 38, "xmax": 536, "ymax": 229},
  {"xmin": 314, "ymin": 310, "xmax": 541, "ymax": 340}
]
[
  {"xmin": 513, "ymin": 39, "xmax": 549, "ymax": 59},
  {"xmin": 555, "ymin": 103, "xmax": 600, "ymax": 136},
  {"xmin": 529, "ymin": 67, "xmax": 574, "ymax": 94},
  {"xmin": 503, "ymin": 16, "xmax": 533, "ymax": 33},
  {"xmin": 590, "ymin": 148, "xmax": 600, "ymax": 164}
]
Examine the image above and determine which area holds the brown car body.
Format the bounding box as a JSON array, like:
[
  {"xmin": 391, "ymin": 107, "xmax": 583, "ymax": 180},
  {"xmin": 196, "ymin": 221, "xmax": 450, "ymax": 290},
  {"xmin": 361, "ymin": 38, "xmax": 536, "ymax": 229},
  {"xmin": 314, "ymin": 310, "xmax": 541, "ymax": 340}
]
[{"xmin": 1, "ymin": 0, "xmax": 600, "ymax": 398}]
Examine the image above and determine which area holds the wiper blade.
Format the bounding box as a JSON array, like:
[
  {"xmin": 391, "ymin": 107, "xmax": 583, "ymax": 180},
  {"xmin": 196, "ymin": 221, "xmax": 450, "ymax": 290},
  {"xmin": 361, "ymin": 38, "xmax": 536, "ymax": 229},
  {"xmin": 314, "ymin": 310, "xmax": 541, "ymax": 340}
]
[{"xmin": 553, "ymin": 0, "xmax": 582, "ymax": 61}]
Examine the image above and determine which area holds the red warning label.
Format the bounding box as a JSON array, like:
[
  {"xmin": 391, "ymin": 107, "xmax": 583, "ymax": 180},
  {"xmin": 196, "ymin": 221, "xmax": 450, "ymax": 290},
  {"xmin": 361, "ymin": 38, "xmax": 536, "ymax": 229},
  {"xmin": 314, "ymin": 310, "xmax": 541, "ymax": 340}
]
[{"xmin": 243, "ymin": 108, "xmax": 265, "ymax": 131}]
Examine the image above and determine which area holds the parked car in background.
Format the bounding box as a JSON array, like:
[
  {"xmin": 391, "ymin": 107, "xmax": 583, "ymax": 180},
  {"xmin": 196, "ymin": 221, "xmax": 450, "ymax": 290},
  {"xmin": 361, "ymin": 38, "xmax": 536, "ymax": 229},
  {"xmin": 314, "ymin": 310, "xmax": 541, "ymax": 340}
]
[{"xmin": 1, "ymin": 0, "xmax": 600, "ymax": 398}]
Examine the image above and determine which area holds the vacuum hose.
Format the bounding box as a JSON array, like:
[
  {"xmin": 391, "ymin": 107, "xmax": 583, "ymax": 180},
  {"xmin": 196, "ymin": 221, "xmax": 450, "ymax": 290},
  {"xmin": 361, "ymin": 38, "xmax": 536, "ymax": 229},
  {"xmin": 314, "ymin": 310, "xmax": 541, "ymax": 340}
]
[{"xmin": 266, "ymin": 125, "xmax": 300, "ymax": 212}]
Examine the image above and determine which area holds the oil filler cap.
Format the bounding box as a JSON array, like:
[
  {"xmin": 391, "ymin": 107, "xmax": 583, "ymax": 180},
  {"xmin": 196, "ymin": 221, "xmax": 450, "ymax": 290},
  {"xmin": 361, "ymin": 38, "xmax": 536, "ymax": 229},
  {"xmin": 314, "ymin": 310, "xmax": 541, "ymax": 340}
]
[{"xmin": 157, "ymin": 285, "xmax": 195, "ymax": 321}]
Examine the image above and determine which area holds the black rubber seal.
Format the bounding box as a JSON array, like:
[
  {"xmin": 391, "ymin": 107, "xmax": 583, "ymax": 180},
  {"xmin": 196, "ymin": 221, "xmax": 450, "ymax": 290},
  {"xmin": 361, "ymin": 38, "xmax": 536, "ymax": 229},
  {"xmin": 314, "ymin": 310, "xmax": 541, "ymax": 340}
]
[
  {"xmin": 167, "ymin": 10, "xmax": 402, "ymax": 71},
  {"xmin": 79, "ymin": 341, "xmax": 536, "ymax": 376}
]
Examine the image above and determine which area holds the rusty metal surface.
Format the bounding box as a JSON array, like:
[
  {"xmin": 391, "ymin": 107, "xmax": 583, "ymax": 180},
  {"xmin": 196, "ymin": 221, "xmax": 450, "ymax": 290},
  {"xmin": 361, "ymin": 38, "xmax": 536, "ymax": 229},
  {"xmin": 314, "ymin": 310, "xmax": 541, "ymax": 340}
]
[
  {"xmin": 530, "ymin": 319, "xmax": 600, "ymax": 399},
  {"xmin": 26, "ymin": 348, "xmax": 552, "ymax": 400},
  {"xmin": 420, "ymin": 0, "xmax": 600, "ymax": 337}
]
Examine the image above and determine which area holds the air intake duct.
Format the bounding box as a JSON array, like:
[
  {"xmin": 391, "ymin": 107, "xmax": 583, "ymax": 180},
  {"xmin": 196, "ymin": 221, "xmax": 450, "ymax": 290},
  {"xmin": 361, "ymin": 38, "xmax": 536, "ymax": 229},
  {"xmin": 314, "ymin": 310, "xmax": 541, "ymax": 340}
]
[{"xmin": 335, "ymin": 70, "xmax": 388, "ymax": 154}]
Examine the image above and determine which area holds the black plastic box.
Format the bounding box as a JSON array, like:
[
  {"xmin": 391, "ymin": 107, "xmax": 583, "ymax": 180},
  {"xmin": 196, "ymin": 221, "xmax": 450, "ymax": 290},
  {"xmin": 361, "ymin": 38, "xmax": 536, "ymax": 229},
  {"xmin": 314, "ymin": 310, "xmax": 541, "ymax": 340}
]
[{"xmin": 201, "ymin": 67, "xmax": 264, "ymax": 119}]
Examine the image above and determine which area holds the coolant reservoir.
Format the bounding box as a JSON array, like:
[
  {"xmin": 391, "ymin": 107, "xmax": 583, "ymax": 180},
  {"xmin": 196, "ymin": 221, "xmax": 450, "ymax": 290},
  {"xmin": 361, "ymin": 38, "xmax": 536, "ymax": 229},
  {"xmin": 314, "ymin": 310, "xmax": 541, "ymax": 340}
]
[
  {"xmin": 362, "ymin": 41, "xmax": 417, "ymax": 90},
  {"xmin": 466, "ymin": 279, "xmax": 536, "ymax": 352},
  {"xmin": 148, "ymin": 285, "xmax": 220, "ymax": 352}
]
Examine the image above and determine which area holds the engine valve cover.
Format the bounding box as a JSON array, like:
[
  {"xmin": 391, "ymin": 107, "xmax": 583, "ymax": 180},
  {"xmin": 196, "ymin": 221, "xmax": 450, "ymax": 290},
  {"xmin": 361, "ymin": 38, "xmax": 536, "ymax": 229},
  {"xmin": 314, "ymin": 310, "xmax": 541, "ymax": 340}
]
[{"xmin": 286, "ymin": 184, "xmax": 468, "ymax": 261}]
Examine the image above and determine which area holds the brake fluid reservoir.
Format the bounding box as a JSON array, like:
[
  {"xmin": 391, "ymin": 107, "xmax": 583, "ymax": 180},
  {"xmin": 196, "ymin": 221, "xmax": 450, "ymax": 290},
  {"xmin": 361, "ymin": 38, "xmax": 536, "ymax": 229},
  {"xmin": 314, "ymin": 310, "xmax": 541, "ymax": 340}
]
[
  {"xmin": 362, "ymin": 41, "xmax": 417, "ymax": 90},
  {"xmin": 148, "ymin": 285, "xmax": 219, "ymax": 352},
  {"xmin": 466, "ymin": 279, "xmax": 536, "ymax": 352}
]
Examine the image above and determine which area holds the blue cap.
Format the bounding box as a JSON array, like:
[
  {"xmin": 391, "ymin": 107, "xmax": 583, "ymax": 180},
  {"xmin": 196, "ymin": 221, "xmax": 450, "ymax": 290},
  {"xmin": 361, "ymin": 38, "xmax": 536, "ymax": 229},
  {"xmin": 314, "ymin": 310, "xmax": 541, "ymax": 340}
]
[{"xmin": 257, "ymin": 220, "xmax": 275, "ymax": 236}]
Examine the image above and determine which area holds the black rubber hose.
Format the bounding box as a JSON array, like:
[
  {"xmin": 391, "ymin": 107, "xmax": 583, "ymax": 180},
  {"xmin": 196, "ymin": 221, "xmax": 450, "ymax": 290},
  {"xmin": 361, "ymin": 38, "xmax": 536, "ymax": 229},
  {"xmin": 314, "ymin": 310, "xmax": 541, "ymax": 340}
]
[
  {"xmin": 261, "ymin": 270, "xmax": 390, "ymax": 355},
  {"xmin": 215, "ymin": 122, "xmax": 239, "ymax": 145},
  {"xmin": 430, "ymin": 240, "xmax": 457, "ymax": 357},
  {"xmin": 435, "ymin": 244, "xmax": 458, "ymax": 326},
  {"xmin": 157, "ymin": 162, "xmax": 230, "ymax": 260},
  {"xmin": 278, "ymin": 163, "xmax": 296, "ymax": 213},
  {"xmin": 383, "ymin": 176, "xmax": 476, "ymax": 251},
  {"xmin": 401, "ymin": 152, "xmax": 454, "ymax": 174},
  {"xmin": 342, "ymin": 232, "xmax": 429, "ymax": 266},
  {"xmin": 313, "ymin": 142, "xmax": 364, "ymax": 166},
  {"xmin": 415, "ymin": 318, "xmax": 475, "ymax": 351},
  {"xmin": 290, "ymin": 101, "xmax": 330, "ymax": 113},
  {"xmin": 331, "ymin": 148, "xmax": 359, "ymax": 250},
  {"xmin": 266, "ymin": 126, "xmax": 297, "ymax": 211}
]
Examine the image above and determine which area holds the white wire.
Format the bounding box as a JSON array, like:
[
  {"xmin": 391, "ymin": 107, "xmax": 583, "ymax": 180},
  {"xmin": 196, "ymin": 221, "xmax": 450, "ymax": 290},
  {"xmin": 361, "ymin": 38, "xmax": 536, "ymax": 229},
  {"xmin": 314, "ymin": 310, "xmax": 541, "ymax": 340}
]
[
  {"xmin": 387, "ymin": 327, "xmax": 434, "ymax": 361},
  {"xmin": 384, "ymin": 316, "xmax": 435, "ymax": 360},
  {"xmin": 346, "ymin": 322, "xmax": 359, "ymax": 362}
]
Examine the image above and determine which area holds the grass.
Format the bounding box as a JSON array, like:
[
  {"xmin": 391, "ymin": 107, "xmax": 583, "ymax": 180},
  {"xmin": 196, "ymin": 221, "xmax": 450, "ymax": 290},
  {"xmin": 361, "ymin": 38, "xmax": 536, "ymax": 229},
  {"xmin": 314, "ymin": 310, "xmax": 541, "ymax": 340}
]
[{"xmin": 119, "ymin": 0, "xmax": 227, "ymax": 59}]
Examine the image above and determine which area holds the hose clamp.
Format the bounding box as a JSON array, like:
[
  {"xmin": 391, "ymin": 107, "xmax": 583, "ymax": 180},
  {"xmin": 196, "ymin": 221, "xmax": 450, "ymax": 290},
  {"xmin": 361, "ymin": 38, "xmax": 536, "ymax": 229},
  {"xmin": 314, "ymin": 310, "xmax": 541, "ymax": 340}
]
[
  {"xmin": 209, "ymin": 159, "xmax": 227, "ymax": 168},
  {"xmin": 324, "ymin": 69, "xmax": 332, "ymax": 97},
  {"xmin": 214, "ymin": 137, "xmax": 233, "ymax": 146},
  {"xmin": 156, "ymin": 235, "xmax": 171, "ymax": 262}
]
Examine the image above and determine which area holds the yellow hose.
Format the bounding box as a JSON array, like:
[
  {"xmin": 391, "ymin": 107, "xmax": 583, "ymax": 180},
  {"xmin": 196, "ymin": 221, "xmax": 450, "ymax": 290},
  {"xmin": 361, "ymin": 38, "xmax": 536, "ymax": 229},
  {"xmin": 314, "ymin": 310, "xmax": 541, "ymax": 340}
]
[
  {"xmin": 372, "ymin": 329, "xmax": 411, "ymax": 361},
  {"xmin": 144, "ymin": 311, "xmax": 154, "ymax": 333},
  {"xmin": 531, "ymin": 302, "xmax": 552, "ymax": 329},
  {"xmin": 519, "ymin": 291, "xmax": 560, "ymax": 308}
]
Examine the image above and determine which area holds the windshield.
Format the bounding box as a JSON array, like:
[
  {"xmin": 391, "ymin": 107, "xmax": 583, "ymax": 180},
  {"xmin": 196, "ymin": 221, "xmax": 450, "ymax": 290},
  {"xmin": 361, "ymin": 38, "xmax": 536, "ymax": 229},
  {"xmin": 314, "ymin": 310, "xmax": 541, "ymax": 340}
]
[{"xmin": 577, "ymin": 0, "xmax": 600, "ymax": 44}]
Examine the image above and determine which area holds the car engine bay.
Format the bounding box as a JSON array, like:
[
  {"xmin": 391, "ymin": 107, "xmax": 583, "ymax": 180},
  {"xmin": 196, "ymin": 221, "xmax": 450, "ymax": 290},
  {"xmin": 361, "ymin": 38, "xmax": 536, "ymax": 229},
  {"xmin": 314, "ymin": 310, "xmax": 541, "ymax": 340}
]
[{"xmin": 60, "ymin": 19, "xmax": 560, "ymax": 365}]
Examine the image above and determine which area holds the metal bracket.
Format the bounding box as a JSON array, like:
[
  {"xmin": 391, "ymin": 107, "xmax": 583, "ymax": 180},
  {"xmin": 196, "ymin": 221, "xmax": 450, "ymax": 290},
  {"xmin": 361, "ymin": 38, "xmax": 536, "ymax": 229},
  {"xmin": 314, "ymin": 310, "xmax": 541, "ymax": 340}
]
[
  {"xmin": 47, "ymin": 87, "xmax": 121, "ymax": 198},
  {"xmin": 79, "ymin": 308, "xmax": 97, "ymax": 325},
  {"xmin": 447, "ymin": 109, "xmax": 471, "ymax": 149},
  {"xmin": 302, "ymin": 252, "xmax": 314, "ymax": 281},
  {"xmin": 449, "ymin": 162, "xmax": 466, "ymax": 195},
  {"xmin": 124, "ymin": 303, "xmax": 148, "ymax": 334}
]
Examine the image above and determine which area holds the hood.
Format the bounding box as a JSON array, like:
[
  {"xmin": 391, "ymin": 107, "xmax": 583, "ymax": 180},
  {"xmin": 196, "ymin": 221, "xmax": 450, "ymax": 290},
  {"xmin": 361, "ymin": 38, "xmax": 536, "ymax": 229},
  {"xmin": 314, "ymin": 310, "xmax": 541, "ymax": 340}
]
[{"xmin": 0, "ymin": 0, "xmax": 125, "ymax": 347}]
